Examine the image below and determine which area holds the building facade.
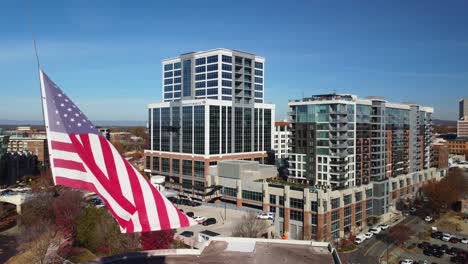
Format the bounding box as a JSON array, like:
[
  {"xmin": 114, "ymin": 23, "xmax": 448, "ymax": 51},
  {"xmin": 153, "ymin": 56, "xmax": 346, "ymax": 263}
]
[
  {"xmin": 213, "ymin": 160, "xmax": 445, "ymax": 241},
  {"xmin": 448, "ymin": 138, "xmax": 468, "ymax": 158},
  {"xmin": 161, "ymin": 49, "xmax": 265, "ymax": 104},
  {"xmin": 144, "ymin": 49, "xmax": 275, "ymax": 200},
  {"xmin": 458, "ymin": 98, "xmax": 468, "ymax": 138},
  {"xmin": 431, "ymin": 140, "xmax": 449, "ymax": 169},
  {"xmin": 287, "ymin": 94, "xmax": 433, "ymax": 190},
  {"xmin": 273, "ymin": 121, "xmax": 290, "ymax": 159}
]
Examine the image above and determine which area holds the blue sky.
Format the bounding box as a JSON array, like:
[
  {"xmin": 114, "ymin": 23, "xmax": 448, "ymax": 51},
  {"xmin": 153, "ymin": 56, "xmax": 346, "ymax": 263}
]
[{"xmin": 1, "ymin": 0, "xmax": 467, "ymax": 122}]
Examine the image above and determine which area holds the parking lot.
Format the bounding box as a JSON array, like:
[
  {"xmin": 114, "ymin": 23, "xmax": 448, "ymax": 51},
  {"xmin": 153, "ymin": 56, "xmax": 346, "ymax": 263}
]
[{"xmin": 173, "ymin": 202, "xmax": 273, "ymax": 247}]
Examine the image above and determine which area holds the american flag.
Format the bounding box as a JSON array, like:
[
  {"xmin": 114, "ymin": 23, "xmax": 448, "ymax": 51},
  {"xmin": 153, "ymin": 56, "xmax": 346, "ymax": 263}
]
[{"xmin": 39, "ymin": 70, "xmax": 196, "ymax": 232}]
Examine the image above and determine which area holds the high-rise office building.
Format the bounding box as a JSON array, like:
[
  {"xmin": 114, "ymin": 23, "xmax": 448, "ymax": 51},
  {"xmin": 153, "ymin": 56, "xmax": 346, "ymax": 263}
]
[
  {"xmin": 288, "ymin": 94, "xmax": 433, "ymax": 190},
  {"xmin": 145, "ymin": 49, "xmax": 275, "ymax": 200},
  {"xmin": 458, "ymin": 98, "xmax": 468, "ymax": 138}
]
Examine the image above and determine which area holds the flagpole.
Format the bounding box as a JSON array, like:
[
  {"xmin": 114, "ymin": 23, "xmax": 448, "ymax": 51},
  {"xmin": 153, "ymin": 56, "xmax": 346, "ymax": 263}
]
[{"xmin": 25, "ymin": 0, "xmax": 47, "ymax": 171}]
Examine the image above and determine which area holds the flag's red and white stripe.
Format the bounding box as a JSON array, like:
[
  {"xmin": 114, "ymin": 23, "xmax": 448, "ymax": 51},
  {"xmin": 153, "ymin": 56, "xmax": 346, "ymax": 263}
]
[{"xmin": 40, "ymin": 70, "xmax": 195, "ymax": 232}]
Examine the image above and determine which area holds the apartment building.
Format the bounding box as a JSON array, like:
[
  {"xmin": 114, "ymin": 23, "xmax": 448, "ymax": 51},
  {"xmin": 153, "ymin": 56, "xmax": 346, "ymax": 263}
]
[
  {"xmin": 274, "ymin": 121, "xmax": 290, "ymax": 159},
  {"xmin": 287, "ymin": 94, "xmax": 433, "ymax": 189},
  {"xmin": 144, "ymin": 49, "xmax": 275, "ymax": 200},
  {"xmin": 448, "ymin": 138, "xmax": 468, "ymax": 158},
  {"xmin": 7, "ymin": 136, "xmax": 49, "ymax": 167}
]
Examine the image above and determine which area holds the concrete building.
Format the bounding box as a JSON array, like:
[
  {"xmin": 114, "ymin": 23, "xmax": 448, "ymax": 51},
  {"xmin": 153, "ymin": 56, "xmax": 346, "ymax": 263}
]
[
  {"xmin": 458, "ymin": 98, "xmax": 468, "ymax": 138},
  {"xmin": 144, "ymin": 49, "xmax": 275, "ymax": 200},
  {"xmin": 273, "ymin": 121, "xmax": 290, "ymax": 159},
  {"xmin": 287, "ymin": 94, "xmax": 433, "ymax": 189},
  {"xmin": 211, "ymin": 160, "xmax": 445, "ymax": 241}
]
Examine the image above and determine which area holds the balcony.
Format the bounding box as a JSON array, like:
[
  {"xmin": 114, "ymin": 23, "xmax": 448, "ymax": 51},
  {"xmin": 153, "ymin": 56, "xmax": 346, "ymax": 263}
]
[
  {"xmin": 330, "ymin": 159, "xmax": 347, "ymax": 165},
  {"xmin": 330, "ymin": 110, "xmax": 348, "ymax": 115},
  {"xmin": 330, "ymin": 151, "xmax": 348, "ymax": 158},
  {"xmin": 330, "ymin": 125, "xmax": 348, "ymax": 132},
  {"xmin": 330, "ymin": 143, "xmax": 348, "ymax": 149},
  {"xmin": 330, "ymin": 117, "xmax": 348, "ymax": 123}
]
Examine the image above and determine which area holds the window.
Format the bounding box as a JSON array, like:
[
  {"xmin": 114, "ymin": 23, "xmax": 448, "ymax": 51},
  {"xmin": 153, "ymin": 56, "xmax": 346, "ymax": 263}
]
[
  {"xmin": 255, "ymin": 62, "xmax": 263, "ymax": 69},
  {"xmin": 331, "ymin": 198, "xmax": 340, "ymax": 209},
  {"xmin": 222, "ymin": 72, "xmax": 232, "ymax": 79},
  {"xmin": 254, "ymin": 69, "xmax": 263, "ymax": 76},
  {"xmin": 222, "ymin": 96, "xmax": 232, "ymax": 101},
  {"xmin": 222, "ymin": 80, "xmax": 232, "ymax": 87},
  {"xmin": 195, "ymin": 74, "xmax": 205, "ymax": 81},
  {"xmin": 254, "ymin": 92, "xmax": 262, "ymax": 98},
  {"xmin": 195, "ymin": 66, "xmax": 205, "ymax": 73},
  {"xmin": 255, "ymin": 84, "xmax": 263, "ymax": 91},
  {"xmin": 207, "ymin": 88, "xmax": 218, "ymax": 95},
  {"xmin": 290, "ymin": 198, "xmax": 304, "ymax": 209},
  {"xmin": 223, "ymin": 187, "xmax": 237, "ymax": 197},
  {"xmin": 255, "ymin": 77, "xmax": 263, "ymax": 83},
  {"xmin": 182, "ymin": 60, "xmax": 192, "ymax": 97},
  {"xmin": 270, "ymin": 195, "xmax": 277, "ymax": 205},
  {"xmin": 164, "ymin": 79, "xmax": 173, "ymax": 85},
  {"xmin": 145, "ymin": 156, "xmax": 150, "ymax": 169},
  {"xmin": 194, "ymin": 106, "xmax": 205, "ymax": 154},
  {"xmin": 195, "ymin": 82, "xmax": 206, "ymax": 88},
  {"xmin": 366, "ymin": 189, "xmax": 373, "ymax": 197},
  {"xmin": 344, "ymin": 195, "xmax": 352, "ymax": 205},
  {"xmin": 182, "ymin": 160, "xmax": 192, "ymax": 176},
  {"xmin": 311, "ymin": 201, "xmax": 318, "ymax": 212},
  {"xmin": 173, "ymin": 70, "xmax": 181, "ymax": 77},
  {"xmin": 164, "ymin": 85, "xmax": 172, "ymax": 92},
  {"xmin": 290, "ymin": 210, "xmax": 303, "ymax": 221},
  {"xmin": 174, "ymin": 62, "xmax": 181, "ymax": 69},
  {"xmin": 242, "ymin": 190, "xmax": 262, "ymax": 201},
  {"xmin": 161, "ymin": 158, "xmax": 170, "ymax": 173},
  {"xmin": 222, "ymin": 64, "xmax": 232, "ymax": 71},
  {"xmin": 355, "ymin": 192, "xmax": 362, "ymax": 202},
  {"xmin": 164, "ymin": 64, "xmax": 173, "ymax": 71},
  {"xmin": 207, "ymin": 55, "xmax": 218, "ymax": 63},
  {"xmin": 207, "ymin": 80, "xmax": 217, "ymax": 87},
  {"xmin": 194, "ymin": 161, "xmax": 204, "ymax": 178},
  {"xmin": 279, "ymin": 196, "xmax": 284, "ymax": 206},
  {"xmin": 174, "ymin": 92, "xmax": 181, "ymax": 97},
  {"xmin": 173, "ymin": 77, "xmax": 181, "ymax": 84},
  {"xmin": 222, "ymin": 88, "xmax": 232, "ymax": 95},
  {"xmin": 207, "ymin": 72, "xmax": 218, "ymax": 79},
  {"xmin": 152, "ymin": 156, "xmax": 159, "ymax": 171},
  {"xmin": 195, "ymin": 57, "xmax": 206, "ymax": 65},
  {"xmin": 195, "ymin": 89, "xmax": 205, "ymax": 96},
  {"xmin": 164, "ymin": 71, "xmax": 173, "ymax": 78},
  {"xmin": 207, "ymin": 64, "xmax": 218, "ymax": 71},
  {"xmin": 173, "ymin": 85, "xmax": 181, "ymax": 91},
  {"xmin": 172, "ymin": 159, "xmax": 180, "ymax": 175},
  {"xmin": 222, "ymin": 55, "xmax": 232, "ymax": 63}
]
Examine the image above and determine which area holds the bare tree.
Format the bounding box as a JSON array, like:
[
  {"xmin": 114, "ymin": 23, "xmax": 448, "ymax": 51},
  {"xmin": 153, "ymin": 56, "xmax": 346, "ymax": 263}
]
[{"xmin": 231, "ymin": 212, "xmax": 269, "ymax": 238}]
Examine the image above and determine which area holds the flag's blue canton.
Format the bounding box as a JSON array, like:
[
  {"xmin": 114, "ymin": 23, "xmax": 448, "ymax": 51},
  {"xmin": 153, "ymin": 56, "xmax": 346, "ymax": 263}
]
[{"xmin": 42, "ymin": 72, "xmax": 99, "ymax": 135}]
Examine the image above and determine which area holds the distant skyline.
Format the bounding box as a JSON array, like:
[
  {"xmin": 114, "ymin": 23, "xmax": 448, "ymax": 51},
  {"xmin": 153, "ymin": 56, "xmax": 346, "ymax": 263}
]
[{"xmin": 0, "ymin": 0, "xmax": 467, "ymax": 121}]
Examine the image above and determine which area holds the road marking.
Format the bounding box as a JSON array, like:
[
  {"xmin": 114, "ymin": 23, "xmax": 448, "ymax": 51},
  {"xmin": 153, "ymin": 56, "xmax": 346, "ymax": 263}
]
[{"xmin": 364, "ymin": 240, "xmax": 382, "ymax": 256}]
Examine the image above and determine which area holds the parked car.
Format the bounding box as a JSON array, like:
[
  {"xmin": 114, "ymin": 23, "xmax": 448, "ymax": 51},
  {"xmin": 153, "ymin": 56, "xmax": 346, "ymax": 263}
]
[
  {"xmin": 461, "ymin": 238, "xmax": 468, "ymax": 244},
  {"xmin": 180, "ymin": 231, "xmax": 194, "ymax": 237},
  {"xmin": 0, "ymin": 189, "xmax": 15, "ymax": 196},
  {"xmin": 186, "ymin": 212, "xmax": 194, "ymax": 218},
  {"xmin": 202, "ymin": 218, "xmax": 217, "ymax": 226},
  {"xmin": 424, "ymin": 216, "xmax": 433, "ymax": 222},
  {"xmin": 193, "ymin": 216, "xmax": 206, "ymax": 222},
  {"xmin": 355, "ymin": 234, "xmax": 366, "ymax": 244},
  {"xmin": 399, "ymin": 259, "xmax": 414, "ymax": 264},
  {"xmin": 417, "ymin": 242, "xmax": 431, "ymax": 250},
  {"xmin": 191, "ymin": 201, "xmax": 202, "ymax": 207},
  {"xmin": 443, "ymin": 233, "xmax": 453, "ymax": 242},
  {"xmin": 431, "ymin": 231, "xmax": 443, "ymax": 239},
  {"xmin": 423, "ymin": 249, "xmax": 434, "ymax": 257},
  {"xmin": 256, "ymin": 212, "xmax": 274, "ymax": 220},
  {"xmin": 378, "ymin": 224, "xmax": 389, "ymax": 230},
  {"xmin": 440, "ymin": 244, "xmax": 449, "ymax": 253},
  {"xmin": 449, "ymin": 237, "xmax": 461, "ymax": 244},
  {"xmin": 369, "ymin": 227, "xmax": 382, "ymax": 234},
  {"xmin": 364, "ymin": 232, "xmax": 373, "ymax": 239}
]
